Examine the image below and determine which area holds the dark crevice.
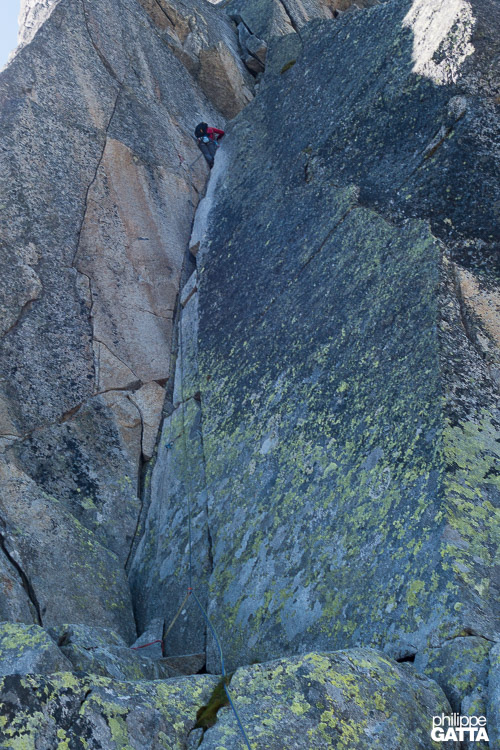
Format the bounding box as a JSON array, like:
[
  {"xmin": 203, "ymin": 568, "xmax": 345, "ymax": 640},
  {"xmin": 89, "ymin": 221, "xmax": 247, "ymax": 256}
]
[
  {"xmin": 429, "ymin": 630, "xmax": 496, "ymax": 647},
  {"xmin": 124, "ymin": 451, "xmax": 150, "ymax": 573},
  {"xmin": 125, "ymin": 179, "xmax": 201, "ymax": 577},
  {"xmin": 63, "ymin": 686, "xmax": 93, "ymax": 738},
  {"xmin": 0, "ymin": 531, "xmax": 43, "ymax": 626},
  {"xmin": 72, "ymin": 84, "xmax": 123, "ymax": 270},
  {"xmin": 153, "ymin": 0, "xmax": 177, "ymax": 29},
  {"xmin": 59, "ymin": 403, "xmax": 83, "ymax": 424},
  {"xmin": 395, "ymin": 110, "xmax": 464, "ymax": 196},
  {"xmin": 451, "ymin": 263, "xmax": 493, "ymax": 368},
  {"xmin": 276, "ymin": 0, "xmax": 303, "ymax": 37},
  {"xmin": 423, "ymin": 125, "xmax": 453, "ymax": 160},
  {"xmin": 81, "ymin": 0, "xmax": 121, "ymax": 82},
  {"xmin": 396, "ymin": 653, "xmax": 416, "ymax": 663},
  {"xmin": 1, "ymin": 296, "xmax": 41, "ymax": 340},
  {"xmin": 206, "ymin": 511, "xmax": 214, "ymax": 577},
  {"xmin": 195, "ymin": 674, "xmax": 234, "ymax": 732}
]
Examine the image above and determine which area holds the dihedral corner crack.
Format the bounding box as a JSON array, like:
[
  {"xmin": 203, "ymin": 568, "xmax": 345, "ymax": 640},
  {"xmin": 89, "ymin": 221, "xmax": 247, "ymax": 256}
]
[
  {"xmin": 276, "ymin": 0, "xmax": 303, "ymax": 38},
  {"xmin": 153, "ymin": 0, "xmax": 177, "ymax": 29},
  {"xmin": 80, "ymin": 0, "xmax": 121, "ymax": 82},
  {"xmin": 0, "ymin": 531, "xmax": 43, "ymax": 626},
  {"xmin": 72, "ymin": 83, "xmax": 124, "ymax": 270}
]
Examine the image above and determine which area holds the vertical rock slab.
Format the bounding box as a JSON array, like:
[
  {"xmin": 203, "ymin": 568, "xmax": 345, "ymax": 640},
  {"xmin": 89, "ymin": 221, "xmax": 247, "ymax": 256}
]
[
  {"xmin": 0, "ymin": 0, "xmax": 241, "ymax": 634},
  {"xmin": 188, "ymin": 0, "xmax": 499, "ymax": 693},
  {"xmin": 0, "ymin": 459, "xmax": 136, "ymax": 640}
]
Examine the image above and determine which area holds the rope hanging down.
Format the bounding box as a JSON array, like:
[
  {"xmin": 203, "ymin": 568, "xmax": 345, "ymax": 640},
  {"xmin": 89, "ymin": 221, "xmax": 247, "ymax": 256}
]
[
  {"xmin": 129, "ymin": 146, "xmax": 251, "ymax": 748},
  {"xmin": 176, "ymin": 243, "xmax": 252, "ymax": 748}
]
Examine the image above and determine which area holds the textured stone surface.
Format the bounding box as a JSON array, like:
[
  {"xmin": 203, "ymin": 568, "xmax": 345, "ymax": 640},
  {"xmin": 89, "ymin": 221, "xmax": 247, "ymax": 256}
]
[
  {"xmin": 227, "ymin": 0, "xmax": 379, "ymax": 43},
  {"xmin": 138, "ymin": 0, "xmax": 254, "ymax": 118},
  {"xmin": 227, "ymin": 0, "xmax": 334, "ymax": 41},
  {"xmin": 0, "ymin": 622, "xmax": 71, "ymax": 677},
  {"xmin": 0, "ymin": 670, "xmax": 218, "ymax": 749},
  {"xmin": 139, "ymin": 0, "xmax": 499, "ymax": 694},
  {"xmin": 200, "ymin": 649, "xmax": 455, "ymax": 749},
  {"xmin": 130, "ymin": 399, "xmax": 210, "ymax": 659},
  {"xmin": 180, "ymin": 270, "xmax": 199, "ymax": 308},
  {"xmin": 129, "ymin": 382, "xmax": 166, "ymax": 460},
  {"xmin": 0, "ymin": 459, "xmax": 136, "ymax": 641},
  {"xmin": 0, "ymin": 550, "xmax": 33, "ymax": 626},
  {"xmin": 173, "ymin": 291, "xmax": 200, "ymax": 407},
  {"xmin": 414, "ymin": 636, "xmax": 492, "ymax": 712},
  {"xmin": 0, "ymin": 648, "xmax": 455, "ymax": 749},
  {"xmin": 3, "ymin": 0, "xmax": 499, "ymax": 743},
  {"xmin": 0, "ymin": 0, "xmax": 242, "ymax": 634},
  {"xmin": 48, "ymin": 624, "xmax": 173, "ymax": 680}
]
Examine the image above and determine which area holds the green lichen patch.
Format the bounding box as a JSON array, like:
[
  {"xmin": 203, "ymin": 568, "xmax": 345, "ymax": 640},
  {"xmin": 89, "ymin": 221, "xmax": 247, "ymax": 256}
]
[
  {"xmin": 280, "ymin": 59, "xmax": 296, "ymax": 74},
  {"xmin": 0, "ymin": 622, "xmax": 71, "ymax": 677},
  {"xmin": 199, "ymin": 648, "xmax": 453, "ymax": 749},
  {"xmin": 0, "ymin": 671, "xmax": 218, "ymax": 749}
]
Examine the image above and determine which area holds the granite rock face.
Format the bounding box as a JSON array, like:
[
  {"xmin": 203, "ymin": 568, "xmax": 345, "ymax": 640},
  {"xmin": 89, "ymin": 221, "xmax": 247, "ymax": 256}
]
[
  {"xmin": 226, "ymin": 0, "xmax": 378, "ymax": 42},
  {"xmin": 0, "ymin": 669, "xmax": 219, "ymax": 750},
  {"xmin": 132, "ymin": 0, "xmax": 499, "ymax": 720},
  {"xmin": 0, "ymin": 648, "xmax": 455, "ymax": 749},
  {"xmin": 130, "ymin": 398, "xmax": 210, "ymax": 661},
  {"xmin": 138, "ymin": 0, "xmax": 254, "ymax": 118},
  {"xmin": 17, "ymin": 0, "xmax": 59, "ymax": 47},
  {"xmin": 201, "ymin": 649, "xmax": 455, "ymax": 749},
  {"xmin": 1, "ymin": 0, "xmax": 499, "ymax": 743},
  {"xmin": 0, "ymin": 622, "xmax": 72, "ymax": 677},
  {"xmin": 0, "ymin": 0, "xmax": 244, "ymax": 637}
]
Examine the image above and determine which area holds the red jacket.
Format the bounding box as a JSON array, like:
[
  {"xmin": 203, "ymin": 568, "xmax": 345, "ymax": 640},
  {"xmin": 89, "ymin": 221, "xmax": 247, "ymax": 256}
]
[{"xmin": 206, "ymin": 127, "xmax": 225, "ymax": 142}]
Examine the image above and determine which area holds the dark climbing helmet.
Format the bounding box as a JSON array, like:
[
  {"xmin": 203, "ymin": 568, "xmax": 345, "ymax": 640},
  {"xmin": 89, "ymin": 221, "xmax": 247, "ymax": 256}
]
[{"xmin": 195, "ymin": 122, "xmax": 208, "ymax": 138}]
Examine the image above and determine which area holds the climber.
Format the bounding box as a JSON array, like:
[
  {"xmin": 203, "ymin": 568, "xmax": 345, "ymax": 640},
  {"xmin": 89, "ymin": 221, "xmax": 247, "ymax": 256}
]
[{"xmin": 195, "ymin": 122, "xmax": 225, "ymax": 168}]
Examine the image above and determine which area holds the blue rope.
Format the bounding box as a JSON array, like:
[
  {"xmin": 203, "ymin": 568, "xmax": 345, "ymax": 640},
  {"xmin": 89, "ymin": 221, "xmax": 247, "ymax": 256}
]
[
  {"xmin": 224, "ymin": 684, "xmax": 253, "ymax": 750},
  {"xmin": 190, "ymin": 590, "xmax": 226, "ymax": 677},
  {"xmin": 177, "ymin": 230, "xmax": 252, "ymax": 749},
  {"xmin": 191, "ymin": 591, "xmax": 252, "ymax": 750}
]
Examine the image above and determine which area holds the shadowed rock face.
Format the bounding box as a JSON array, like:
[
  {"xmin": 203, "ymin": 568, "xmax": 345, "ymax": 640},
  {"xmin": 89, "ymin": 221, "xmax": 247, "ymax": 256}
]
[
  {"xmin": 131, "ymin": 0, "xmax": 499, "ymax": 719},
  {"xmin": 0, "ymin": 0, "xmax": 247, "ymax": 638},
  {"xmin": 225, "ymin": 0, "xmax": 379, "ymax": 41}
]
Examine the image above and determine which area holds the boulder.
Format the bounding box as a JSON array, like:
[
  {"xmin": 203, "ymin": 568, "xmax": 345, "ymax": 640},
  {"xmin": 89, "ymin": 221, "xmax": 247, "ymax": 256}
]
[
  {"xmin": 201, "ymin": 649, "xmax": 455, "ymax": 749},
  {"xmin": 0, "ymin": 460, "xmax": 136, "ymax": 642},
  {"xmin": 414, "ymin": 637, "xmax": 492, "ymax": 712},
  {"xmin": 48, "ymin": 624, "xmax": 173, "ymax": 680},
  {"xmin": 0, "ymin": 622, "xmax": 71, "ymax": 677},
  {"xmin": 0, "ymin": 670, "xmax": 218, "ymax": 749},
  {"xmin": 0, "ymin": 648, "xmax": 455, "ymax": 749}
]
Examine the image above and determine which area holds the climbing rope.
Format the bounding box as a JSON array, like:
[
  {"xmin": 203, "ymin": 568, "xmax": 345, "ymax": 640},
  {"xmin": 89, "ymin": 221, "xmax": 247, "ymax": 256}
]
[
  {"xmin": 176, "ymin": 247, "xmax": 252, "ymax": 749},
  {"xmin": 131, "ymin": 143, "xmax": 251, "ymax": 748}
]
